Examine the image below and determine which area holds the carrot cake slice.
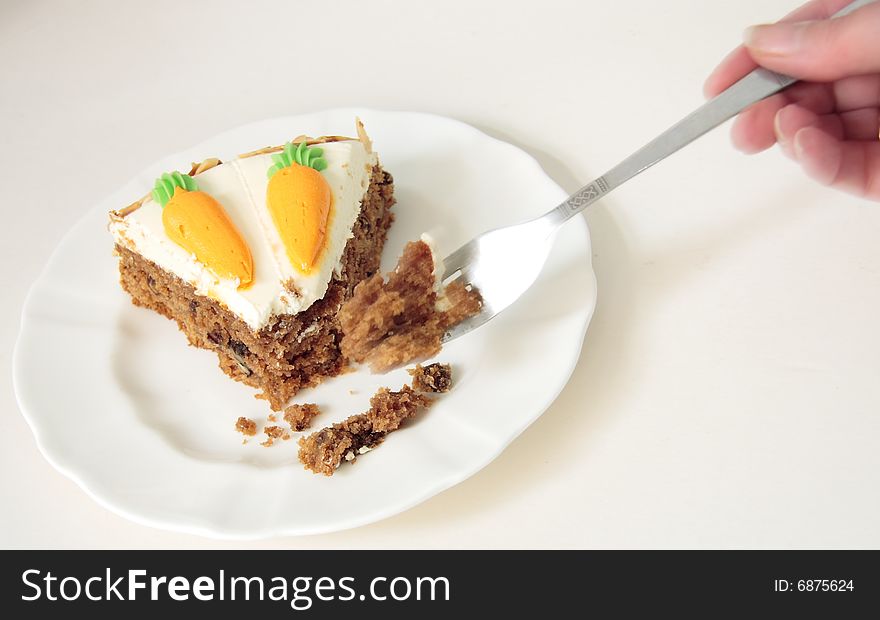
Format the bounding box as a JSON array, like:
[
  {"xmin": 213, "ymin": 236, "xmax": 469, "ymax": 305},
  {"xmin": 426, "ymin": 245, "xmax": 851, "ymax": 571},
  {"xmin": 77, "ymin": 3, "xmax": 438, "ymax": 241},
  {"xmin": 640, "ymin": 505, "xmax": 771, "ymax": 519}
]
[{"xmin": 109, "ymin": 120, "xmax": 394, "ymax": 410}]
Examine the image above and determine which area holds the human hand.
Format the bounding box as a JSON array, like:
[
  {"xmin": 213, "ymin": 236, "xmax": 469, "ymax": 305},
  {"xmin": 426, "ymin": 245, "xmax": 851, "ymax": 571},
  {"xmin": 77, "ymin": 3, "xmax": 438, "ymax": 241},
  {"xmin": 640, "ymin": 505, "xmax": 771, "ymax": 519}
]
[{"xmin": 704, "ymin": 0, "xmax": 880, "ymax": 200}]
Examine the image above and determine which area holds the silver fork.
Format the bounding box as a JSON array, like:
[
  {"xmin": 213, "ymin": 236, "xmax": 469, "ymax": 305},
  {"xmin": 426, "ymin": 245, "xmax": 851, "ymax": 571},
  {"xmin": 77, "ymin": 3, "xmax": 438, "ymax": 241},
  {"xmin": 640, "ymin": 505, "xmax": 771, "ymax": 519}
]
[{"xmin": 441, "ymin": 0, "xmax": 873, "ymax": 343}]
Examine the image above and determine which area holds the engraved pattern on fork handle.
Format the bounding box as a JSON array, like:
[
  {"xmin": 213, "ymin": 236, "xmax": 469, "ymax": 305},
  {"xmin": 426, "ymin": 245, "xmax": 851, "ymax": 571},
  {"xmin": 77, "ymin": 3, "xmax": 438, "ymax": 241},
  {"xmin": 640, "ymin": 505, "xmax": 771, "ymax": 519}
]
[{"xmin": 559, "ymin": 176, "xmax": 609, "ymax": 218}]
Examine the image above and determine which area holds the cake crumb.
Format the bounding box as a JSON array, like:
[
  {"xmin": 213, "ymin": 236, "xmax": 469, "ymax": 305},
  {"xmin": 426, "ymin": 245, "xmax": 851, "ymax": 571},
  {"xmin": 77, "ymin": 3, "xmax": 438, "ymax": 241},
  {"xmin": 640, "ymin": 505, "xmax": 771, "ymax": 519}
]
[
  {"xmin": 298, "ymin": 385, "xmax": 432, "ymax": 476},
  {"xmin": 261, "ymin": 425, "xmax": 284, "ymax": 447},
  {"xmin": 284, "ymin": 403, "xmax": 321, "ymax": 432},
  {"xmin": 268, "ymin": 413, "xmax": 277, "ymax": 422},
  {"xmin": 235, "ymin": 417, "xmax": 257, "ymax": 436},
  {"xmin": 264, "ymin": 425, "xmax": 284, "ymax": 438},
  {"xmin": 408, "ymin": 363, "xmax": 452, "ymax": 393},
  {"xmin": 368, "ymin": 386, "xmax": 432, "ymax": 433}
]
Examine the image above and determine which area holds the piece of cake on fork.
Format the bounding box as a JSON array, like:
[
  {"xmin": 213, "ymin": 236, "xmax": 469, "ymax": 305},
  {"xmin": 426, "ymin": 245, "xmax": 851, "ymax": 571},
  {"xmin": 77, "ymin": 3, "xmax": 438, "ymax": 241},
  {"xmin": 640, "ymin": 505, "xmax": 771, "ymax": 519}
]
[{"xmin": 109, "ymin": 120, "xmax": 395, "ymax": 410}]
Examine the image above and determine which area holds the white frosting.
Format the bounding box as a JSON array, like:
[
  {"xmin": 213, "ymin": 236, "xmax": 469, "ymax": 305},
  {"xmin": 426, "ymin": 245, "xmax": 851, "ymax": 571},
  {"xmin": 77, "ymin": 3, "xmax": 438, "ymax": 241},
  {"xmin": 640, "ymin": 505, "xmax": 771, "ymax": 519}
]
[
  {"xmin": 419, "ymin": 233, "xmax": 444, "ymax": 294},
  {"xmin": 110, "ymin": 140, "xmax": 377, "ymax": 331},
  {"xmin": 419, "ymin": 232, "xmax": 458, "ymax": 314}
]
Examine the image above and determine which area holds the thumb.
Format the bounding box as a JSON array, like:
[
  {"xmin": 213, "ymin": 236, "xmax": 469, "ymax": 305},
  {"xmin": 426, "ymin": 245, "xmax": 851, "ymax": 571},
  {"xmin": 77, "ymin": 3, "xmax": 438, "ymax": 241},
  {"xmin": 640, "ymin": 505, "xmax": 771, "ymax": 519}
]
[{"xmin": 743, "ymin": 1, "xmax": 880, "ymax": 81}]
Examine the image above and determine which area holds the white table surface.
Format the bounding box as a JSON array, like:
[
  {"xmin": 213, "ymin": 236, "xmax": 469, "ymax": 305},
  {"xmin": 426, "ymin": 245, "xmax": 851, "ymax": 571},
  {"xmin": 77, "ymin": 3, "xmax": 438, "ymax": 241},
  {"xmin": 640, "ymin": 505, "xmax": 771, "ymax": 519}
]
[{"xmin": 2, "ymin": 0, "xmax": 878, "ymax": 549}]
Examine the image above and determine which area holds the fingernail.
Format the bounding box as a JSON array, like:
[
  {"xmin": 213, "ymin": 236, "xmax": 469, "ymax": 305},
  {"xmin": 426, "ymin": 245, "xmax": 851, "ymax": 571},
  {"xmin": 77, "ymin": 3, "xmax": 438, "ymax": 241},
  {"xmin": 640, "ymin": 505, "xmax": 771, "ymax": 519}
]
[
  {"xmin": 793, "ymin": 128, "xmax": 812, "ymax": 161},
  {"xmin": 774, "ymin": 105, "xmax": 796, "ymax": 147},
  {"xmin": 743, "ymin": 22, "xmax": 809, "ymax": 55}
]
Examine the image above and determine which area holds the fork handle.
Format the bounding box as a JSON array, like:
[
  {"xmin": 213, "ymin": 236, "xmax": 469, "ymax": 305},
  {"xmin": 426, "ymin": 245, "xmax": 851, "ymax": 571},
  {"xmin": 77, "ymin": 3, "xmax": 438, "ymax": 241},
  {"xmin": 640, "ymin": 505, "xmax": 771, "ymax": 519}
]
[{"xmin": 550, "ymin": 0, "xmax": 874, "ymax": 224}]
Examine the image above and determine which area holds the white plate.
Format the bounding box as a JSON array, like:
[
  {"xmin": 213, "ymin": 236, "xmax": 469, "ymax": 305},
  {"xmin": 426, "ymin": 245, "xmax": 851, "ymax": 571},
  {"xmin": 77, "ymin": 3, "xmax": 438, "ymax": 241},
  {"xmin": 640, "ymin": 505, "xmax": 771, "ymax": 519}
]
[{"xmin": 13, "ymin": 109, "xmax": 597, "ymax": 539}]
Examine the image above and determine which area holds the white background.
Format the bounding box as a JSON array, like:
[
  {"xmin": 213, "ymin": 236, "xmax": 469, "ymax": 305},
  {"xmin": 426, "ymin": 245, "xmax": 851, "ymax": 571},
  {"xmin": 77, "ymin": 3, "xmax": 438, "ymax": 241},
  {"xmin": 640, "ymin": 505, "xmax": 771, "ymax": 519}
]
[{"xmin": 2, "ymin": 0, "xmax": 878, "ymax": 548}]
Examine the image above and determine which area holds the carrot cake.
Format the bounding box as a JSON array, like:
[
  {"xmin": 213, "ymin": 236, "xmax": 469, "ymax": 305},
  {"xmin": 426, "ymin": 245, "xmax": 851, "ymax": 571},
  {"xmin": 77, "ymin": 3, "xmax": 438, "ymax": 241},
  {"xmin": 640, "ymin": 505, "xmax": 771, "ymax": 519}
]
[
  {"xmin": 109, "ymin": 120, "xmax": 394, "ymax": 410},
  {"xmin": 338, "ymin": 238, "xmax": 481, "ymax": 372}
]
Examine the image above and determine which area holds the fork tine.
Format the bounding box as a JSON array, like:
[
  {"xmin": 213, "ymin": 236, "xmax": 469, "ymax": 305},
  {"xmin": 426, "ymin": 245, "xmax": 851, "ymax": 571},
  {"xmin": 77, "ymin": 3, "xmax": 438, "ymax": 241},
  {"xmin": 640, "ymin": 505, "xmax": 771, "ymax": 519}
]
[
  {"xmin": 441, "ymin": 303, "xmax": 494, "ymax": 343},
  {"xmin": 440, "ymin": 263, "xmax": 494, "ymax": 343},
  {"xmin": 440, "ymin": 242, "xmax": 473, "ymax": 280}
]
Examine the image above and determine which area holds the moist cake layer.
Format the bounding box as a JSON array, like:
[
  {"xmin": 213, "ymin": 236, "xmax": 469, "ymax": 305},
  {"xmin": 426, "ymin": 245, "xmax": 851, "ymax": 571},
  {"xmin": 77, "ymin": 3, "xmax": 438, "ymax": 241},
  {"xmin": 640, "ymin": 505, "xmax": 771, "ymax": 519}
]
[{"xmin": 115, "ymin": 165, "xmax": 395, "ymax": 410}]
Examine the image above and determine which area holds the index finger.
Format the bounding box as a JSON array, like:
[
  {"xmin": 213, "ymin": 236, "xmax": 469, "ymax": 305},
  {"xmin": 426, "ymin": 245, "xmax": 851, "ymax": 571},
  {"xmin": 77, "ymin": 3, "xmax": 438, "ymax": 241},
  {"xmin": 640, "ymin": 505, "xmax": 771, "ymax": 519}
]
[{"xmin": 703, "ymin": 0, "xmax": 854, "ymax": 98}]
